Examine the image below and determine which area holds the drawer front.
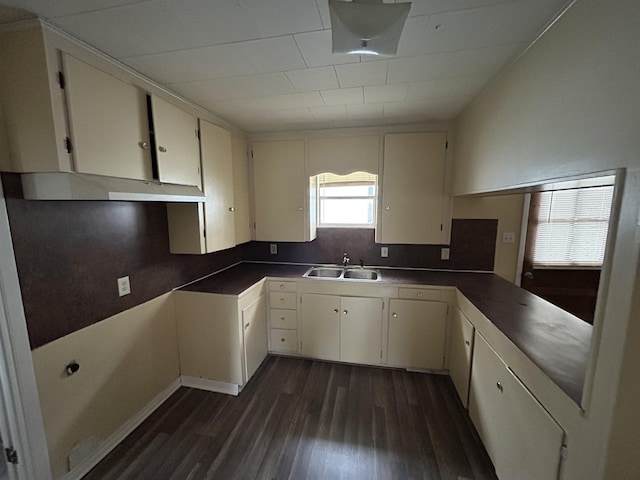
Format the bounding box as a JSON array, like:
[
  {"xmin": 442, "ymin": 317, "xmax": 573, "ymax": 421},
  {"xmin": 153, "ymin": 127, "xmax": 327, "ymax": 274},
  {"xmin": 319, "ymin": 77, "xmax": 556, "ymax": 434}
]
[
  {"xmin": 270, "ymin": 308, "xmax": 298, "ymax": 329},
  {"xmin": 269, "ymin": 291, "xmax": 297, "ymax": 309},
  {"xmin": 269, "ymin": 280, "xmax": 297, "ymax": 292},
  {"xmin": 398, "ymin": 288, "xmax": 441, "ymax": 301},
  {"xmin": 271, "ymin": 329, "xmax": 298, "ymax": 353}
]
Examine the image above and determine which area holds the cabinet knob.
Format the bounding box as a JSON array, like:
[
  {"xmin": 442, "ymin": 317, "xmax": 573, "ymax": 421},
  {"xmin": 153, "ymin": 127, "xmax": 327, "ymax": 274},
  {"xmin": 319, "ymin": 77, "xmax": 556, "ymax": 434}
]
[
  {"xmin": 343, "ymin": 310, "xmax": 348, "ymax": 315},
  {"xmin": 385, "ymin": 205, "xmax": 390, "ymax": 211},
  {"xmin": 280, "ymin": 317, "xmax": 285, "ymax": 321},
  {"xmin": 392, "ymin": 312, "xmax": 397, "ymax": 318},
  {"xmin": 158, "ymin": 146, "xmax": 167, "ymax": 153},
  {"xmin": 245, "ymin": 322, "xmax": 250, "ymax": 330},
  {"xmin": 297, "ymin": 207, "xmax": 303, "ymax": 211},
  {"xmin": 465, "ymin": 339, "xmax": 470, "ymax": 346},
  {"xmin": 281, "ymin": 338, "xmax": 286, "ymax": 342},
  {"xmin": 417, "ymin": 292, "xmax": 423, "ymax": 297},
  {"xmin": 66, "ymin": 361, "xmax": 80, "ymax": 376},
  {"xmin": 496, "ymin": 381, "xmax": 503, "ymax": 393},
  {"xmin": 138, "ymin": 141, "xmax": 149, "ymax": 150},
  {"xmin": 279, "ymin": 284, "xmax": 285, "ymax": 289},
  {"xmin": 279, "ymin": 298, "xmax": 285, "ymax": 303},
  {"xmin": 228, "ymin": 207, "xmax": 235, "ymax": 212},
  {"xmin": 333, "ymin": 309, "xmax": 339, "ymax": 314}
]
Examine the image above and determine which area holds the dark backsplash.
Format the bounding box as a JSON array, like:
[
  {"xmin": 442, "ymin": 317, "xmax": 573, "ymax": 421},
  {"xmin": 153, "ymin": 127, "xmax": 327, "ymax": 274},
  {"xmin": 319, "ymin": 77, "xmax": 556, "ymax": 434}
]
[
  {"xmin": 243, "ymin": 221, "xmax": 497, "ymax": 271},
  {"xmin": 2, "ymin": 173, "xmax": 497, "ymax": 349}
]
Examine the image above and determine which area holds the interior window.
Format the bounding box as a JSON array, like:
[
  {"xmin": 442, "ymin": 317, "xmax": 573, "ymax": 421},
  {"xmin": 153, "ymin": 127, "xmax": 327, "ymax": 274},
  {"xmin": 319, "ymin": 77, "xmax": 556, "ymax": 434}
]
[
  {"xmin": 317, "ymin": 172, "xmax": 377, "ymax": 227},
  {"xmin": 532, "ymin": 185, "xmax": 614, "ymax": 267}
]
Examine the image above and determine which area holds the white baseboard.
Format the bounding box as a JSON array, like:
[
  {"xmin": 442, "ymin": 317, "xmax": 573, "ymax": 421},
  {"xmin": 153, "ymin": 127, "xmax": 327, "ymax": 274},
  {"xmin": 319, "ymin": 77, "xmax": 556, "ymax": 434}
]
[
  {"xmin": 59, "ymin": 377, "xmax": 181, "ymax": 480},
  {"xmin": 181, "ymin": 375, "xmax": 239, "ymax": 396}
]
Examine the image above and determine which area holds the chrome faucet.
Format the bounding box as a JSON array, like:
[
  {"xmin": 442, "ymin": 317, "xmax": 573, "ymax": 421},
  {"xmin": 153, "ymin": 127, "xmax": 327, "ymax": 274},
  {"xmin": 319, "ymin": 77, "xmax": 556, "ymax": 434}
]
[{"xmin": 342, "ymin": 252, "xmax": 350, "ymax": 266}]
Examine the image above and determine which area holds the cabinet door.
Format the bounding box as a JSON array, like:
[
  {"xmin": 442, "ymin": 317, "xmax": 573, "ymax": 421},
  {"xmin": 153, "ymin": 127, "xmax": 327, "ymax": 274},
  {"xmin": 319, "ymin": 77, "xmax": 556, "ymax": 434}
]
[
  {"xmin": 469, "ymin": 334, "xmax": 564, "ymax": 480},
  {"xmin": 242, "ymin": 294, "xmax": 268, "ymax": 383},
  {"xmin": 253, "ymin": 140, "xmax": 308, "ymax": 242},
  {"xmin": 379, "ymin": 132, "xmax": 447, "ymax": 244},
  {"xmin": 301, "ymin": 294, "xmax": 340, "ymax": 361},
  {"xmin": 151, "ymin": 94, "xmax": 201, "ymax": 188},
  {"xmin": 449, "ymin": 308, "xmax": 475, "ymax": 408},
  {"xmin": 340, "ymin": 296, "xmax": 383, "ymax": 365},
  {"xmin": 232, "ymin": 135, "xmax": 251, "ymax": 244},
  {"xmin": 64, "ymin": 54, "xmax": 152, "ymax": 180},
  {"xmin": 201, "ymin": 120, "xmax": 235, "ymax": 252},
  {"xmin": 387, "ymin": 299, "xmax": 447, "ymax": 370}
]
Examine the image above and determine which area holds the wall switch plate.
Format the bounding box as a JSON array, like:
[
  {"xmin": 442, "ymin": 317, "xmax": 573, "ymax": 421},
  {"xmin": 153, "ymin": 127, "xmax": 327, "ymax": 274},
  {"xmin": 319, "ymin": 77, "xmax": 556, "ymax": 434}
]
[
  {"xmin": 381, "ymin": 246, "xmax": 389, "ymax": 258},
  {"xmin": 117, "ymin": 276, "xmax": 130, "ymax": 297},
  {"xmin": 502, "ymin": 232, "xmax": 516, "ymax": 244},
  {"xmin": 270, "ymin": 244, "xmax": 278, "ymax": 255},
  {"xmin": 441, "ymin": 247, "xmax": 450, "ymax": 260}
]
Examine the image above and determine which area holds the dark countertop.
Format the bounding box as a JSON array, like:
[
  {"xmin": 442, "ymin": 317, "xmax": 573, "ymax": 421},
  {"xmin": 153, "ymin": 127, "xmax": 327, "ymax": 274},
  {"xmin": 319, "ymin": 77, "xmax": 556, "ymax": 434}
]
[{"xmin": 183, "ymin": 262, "xmax": 590, "ymax": 405}]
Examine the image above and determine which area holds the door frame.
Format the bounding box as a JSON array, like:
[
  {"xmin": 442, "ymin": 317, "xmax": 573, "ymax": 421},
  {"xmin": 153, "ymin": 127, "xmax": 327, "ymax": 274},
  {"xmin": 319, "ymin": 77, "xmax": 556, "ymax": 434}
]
[{"xmin": 0, "ymin": 181, "xmax": 51, "ymax": 479}]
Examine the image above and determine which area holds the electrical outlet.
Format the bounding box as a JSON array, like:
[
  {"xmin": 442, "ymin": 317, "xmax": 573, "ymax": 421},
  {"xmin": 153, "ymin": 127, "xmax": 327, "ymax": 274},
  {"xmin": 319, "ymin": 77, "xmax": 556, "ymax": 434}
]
[
  {"xmin": 270, "ymin": 243, "xmax": 278, "ymax": 255},
  {"xmin": 502, "ymin": 232, "xmax": 516, "ymax": 244},
  {"xmin": 441, "ymin": 247, "xmax": 450, "ymax": 260},
  {"xmin": 117, "ymin": 276, "xmax": 130, "ymax": 297},
  {"xmin": 381, "ymin": 246, "xmax": 389, "ymax": 258}
]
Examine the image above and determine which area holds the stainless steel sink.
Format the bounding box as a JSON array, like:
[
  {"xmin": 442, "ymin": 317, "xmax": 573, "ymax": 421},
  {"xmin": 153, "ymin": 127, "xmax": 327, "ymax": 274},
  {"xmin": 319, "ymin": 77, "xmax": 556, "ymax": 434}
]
[
  {"xmin": 304, "ymin": 267, "xmax": 343, "ymax": 278},
  {"xmin": 343, "ymin": 269, "xmax": 379, "ymax": 280},
  {"xmin": 303, "ymin": 266, "xmax": 381, "ymax": 281}
]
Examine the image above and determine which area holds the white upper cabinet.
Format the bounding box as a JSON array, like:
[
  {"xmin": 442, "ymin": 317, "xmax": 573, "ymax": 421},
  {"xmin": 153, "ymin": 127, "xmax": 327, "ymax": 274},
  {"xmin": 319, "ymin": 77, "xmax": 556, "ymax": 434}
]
[
  {"xmin": 150, "ymin": 95, "xmax": 201, "ymax": 189},
  {"xmin": 63, "ymin": 54, "xmax": 153, "ymax": 180},
  {"xmin": 232, "ymin": 135, "xmax": 251, "ymax": 245},
  {"xmin": 379, "ymin": 132, "xmax": 449, "ymax": 245},
  {"xmin": 200, "ymin": 120, "xmax": 235, "ymax": 252},
  {"xmin": 252, "ymin": 140, "xmax": 314, "ymax": 242}
]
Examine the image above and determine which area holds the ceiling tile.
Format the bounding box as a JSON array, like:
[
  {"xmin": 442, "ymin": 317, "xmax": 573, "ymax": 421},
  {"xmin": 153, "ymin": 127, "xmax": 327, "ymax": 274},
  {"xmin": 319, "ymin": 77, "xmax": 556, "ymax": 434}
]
[
  {"xmin": 387, "ymin": 54, "xmax": 445, "ymax": 84},
  {"xmin": 169, "ymin": 72, "xmax": 294, "ymax": 101},
  {"xmin": 123, "ymin": 43, "xmax": 253, "ymax": 84},
  {"xmin": 438, "ymin": 43, "xmax": 524, "ymax": 79},
  {"xmin": 237, "ymin": 35, "xmax": 307, "ymax": 73},
  {"xmin": 315, "ymin": 0, "xmax": 331, "ymax": 29},
  {"xmin": 294, "ymin": 30, "xmax": 360, "ymax": 68},
  {"xmin": 405, "ymin": 76, "xmax": 489, "ymax": 102},
  {"xmin": 364, "ymin": 84, "xmax": 409, "ymax": 104},
  {"xmin": 310, "ymin": 105, "xmax": 348, "ymax": 121},
  {"xmin": 335, "ymin": 60, "xmax": 388, "ymax": 88},
  {"xmin": 408, "ymin": 0, "xmax": 512, "ymax": 17},
  {"xmin": 238, "ymin": 0, "xmax": 323, "ymax": 37},
  {"xmin": 285, "ymin": 66, "xmax": 340, "ymax": 91},
  {"xmin": 1, "ymin": 0, "xmax": 143, "ymax": 18},
  {"xmin": 255, "ymin": 92, "xmax": 326, "ymax": 110},
  {"xmin": 346, "ymin": 104, "xmax": 384, "ymax": 120},
  {"xmin": 320, "ymin": 87, "xmax": 364, "ymax": 106}
]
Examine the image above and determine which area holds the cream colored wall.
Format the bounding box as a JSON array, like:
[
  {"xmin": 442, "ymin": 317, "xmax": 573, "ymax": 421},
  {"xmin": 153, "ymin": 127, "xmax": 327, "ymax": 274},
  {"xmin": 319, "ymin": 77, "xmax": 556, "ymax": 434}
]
[
  {"xmin": 31, "ymin": 293, "xmax": 180, "ymax": 478},
  {"xmin": 452, "ymin": 194, "xmax": 524, "ymax": 283},
  {"xmin": 453, "ymin": 0, "xmax": 640, "ymax": 478}
]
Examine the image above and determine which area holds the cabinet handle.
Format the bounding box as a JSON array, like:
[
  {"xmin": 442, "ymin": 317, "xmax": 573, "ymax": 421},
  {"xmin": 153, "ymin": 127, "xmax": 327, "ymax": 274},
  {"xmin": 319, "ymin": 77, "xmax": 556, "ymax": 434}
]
[
  {"xmin": 228, "ymin": 207, "xmax": 235, "ymax": 212},
  {"xmin": 138, "ymin": 141, "xmax": 149, "ymax": 150},
  {"xmin": 417, "ymin": 292, "xmax": 423, "ymax": 297},
  {"xmin": 496, "ymin": 381, "xmax": 503, "ymax": 393},
  {"xmin": 392, "ymin": 312, "xmax": 397, "ymax": 318},
  {"xmin": 385, "ymin": 205, "xmax": 390, "ymax": 211},
  {"xmin": 158, "ymin": 146, "xmax": 167, "ymax": 153},
  {"xmin": 245, "ymin": 322, "xmax": 250, "ymax": 330},
  {"xmin": 333, "ymin": 309, "xmax": 339, "ymax": 314},
  {"xmin": 465, "ymin": 339, "xmax": 470, "ymax": 346},
  {"xmin": 297, "ymin": 207, "xmax": 303, "ymax": 211},
  {"xmin": 343, "ymin": 310, "xmax": 348, "ymax": 315}
]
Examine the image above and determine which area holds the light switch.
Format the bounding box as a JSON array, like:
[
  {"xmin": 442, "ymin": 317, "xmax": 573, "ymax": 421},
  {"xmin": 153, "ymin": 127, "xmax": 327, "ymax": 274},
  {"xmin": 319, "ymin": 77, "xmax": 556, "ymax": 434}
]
[
  {"xmin": 502, "ymin": 232, "xmax": 516, "ymax": 244},
  {"xmin": 441, "ymin": 247, "xmax": 450, "ymax": 260},
  {"xmin": 381, "ymin": 246, "xmax": 389, "ymax": 258},
  {"xmin": 117, "ymin": 276, "xmax": 131, "ymax": 297},
  {"xmin": 270, "ymin": 244, "xmax": 278, "ymax": 254}
]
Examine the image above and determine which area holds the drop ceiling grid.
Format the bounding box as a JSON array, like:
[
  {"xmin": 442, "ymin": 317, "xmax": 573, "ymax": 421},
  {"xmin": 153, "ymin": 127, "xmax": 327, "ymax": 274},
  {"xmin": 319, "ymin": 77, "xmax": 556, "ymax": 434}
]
[{"xmin": 1, "ymin": 0, "xmax": 572, "ymax": 131}]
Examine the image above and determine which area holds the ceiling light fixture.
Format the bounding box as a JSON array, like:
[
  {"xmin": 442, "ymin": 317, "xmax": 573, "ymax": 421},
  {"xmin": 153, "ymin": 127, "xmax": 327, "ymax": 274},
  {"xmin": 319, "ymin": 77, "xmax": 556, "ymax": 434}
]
[{"xmin": 329, "ymin": 0, "xmax": 412, "ymax": 56}]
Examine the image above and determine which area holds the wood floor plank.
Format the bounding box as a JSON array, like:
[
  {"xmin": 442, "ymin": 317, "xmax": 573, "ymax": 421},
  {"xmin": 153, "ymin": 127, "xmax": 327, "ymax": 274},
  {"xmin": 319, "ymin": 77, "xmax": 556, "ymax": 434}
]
[{"xmin": 83, "ymin": 356, "xmax": 497, "ymax": 480}]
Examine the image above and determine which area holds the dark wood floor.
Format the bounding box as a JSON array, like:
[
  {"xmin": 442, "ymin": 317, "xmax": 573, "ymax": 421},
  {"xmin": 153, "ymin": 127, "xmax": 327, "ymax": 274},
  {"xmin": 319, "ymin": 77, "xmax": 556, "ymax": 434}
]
[{"xmin": 84, "ymin": 356, "xmax": 497, "ymax": 480}]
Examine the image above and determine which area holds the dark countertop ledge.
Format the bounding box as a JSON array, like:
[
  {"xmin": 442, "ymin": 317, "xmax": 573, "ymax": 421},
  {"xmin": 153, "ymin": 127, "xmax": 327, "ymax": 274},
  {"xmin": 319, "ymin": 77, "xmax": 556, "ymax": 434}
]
[{"xmin": 182, "ymin": 261, "xmax": 591, "ymax": 405}]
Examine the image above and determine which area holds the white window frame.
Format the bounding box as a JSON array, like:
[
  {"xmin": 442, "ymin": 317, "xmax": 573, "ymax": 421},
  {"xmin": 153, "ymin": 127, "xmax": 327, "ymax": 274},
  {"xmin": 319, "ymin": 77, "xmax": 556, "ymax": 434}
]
[{"xmin": 317, "ymin": 172, "xmax": 377, "ymax": 229}]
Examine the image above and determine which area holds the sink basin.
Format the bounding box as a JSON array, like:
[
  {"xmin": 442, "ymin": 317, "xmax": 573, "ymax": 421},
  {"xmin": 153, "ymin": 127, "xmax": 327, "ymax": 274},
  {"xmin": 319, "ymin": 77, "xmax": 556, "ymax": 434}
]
[
  {"xmin": 303, "ymin": 266, "xmax": 381, "ymax": 281},
  {"xmin": 304, "ymin": 267, "xmax": 343, "ymax": 278},
  {"xmin": 343, "ymin": 269, "xmax": 379, "ymax": 280}
]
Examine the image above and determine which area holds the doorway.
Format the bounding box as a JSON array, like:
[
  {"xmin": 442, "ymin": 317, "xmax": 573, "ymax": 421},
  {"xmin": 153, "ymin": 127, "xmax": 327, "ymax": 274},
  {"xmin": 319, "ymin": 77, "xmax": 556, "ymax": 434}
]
[{"xmin": 520, "ymin": 178, "xmax": 615, "ymax": 324}]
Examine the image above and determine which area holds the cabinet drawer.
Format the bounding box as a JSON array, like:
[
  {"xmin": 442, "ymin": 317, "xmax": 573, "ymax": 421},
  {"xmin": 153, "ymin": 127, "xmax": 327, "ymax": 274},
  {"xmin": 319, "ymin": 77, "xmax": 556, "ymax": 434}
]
[
  {"xmin": 398, "ymin": 288, "xmax": 441, "ymax": 301},
  {"xmin": 271, "ymin": 329, "xmax": 298, "ymax": 353},
  {"xmin": 269, "ymin": 280, "xmax": 297, "ymax": 292},
  {"xmin": 270, "ymin": 309, "xmax": 298, "ymax": 329},
  {"xmin": 269, "ymin": 291, "xmax": 297, "ymax": 309}
]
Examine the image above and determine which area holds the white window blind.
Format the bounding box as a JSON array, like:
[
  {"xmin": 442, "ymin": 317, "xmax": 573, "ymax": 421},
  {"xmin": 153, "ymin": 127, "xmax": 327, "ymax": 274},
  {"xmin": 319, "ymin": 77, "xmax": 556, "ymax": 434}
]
[
  {"xmin": 318, "ymin": 172, "xmax": 377, "ymax": 227},
  {"xmin": 533, "ymin": 186, "xmax": 614, "ymax": 267}
]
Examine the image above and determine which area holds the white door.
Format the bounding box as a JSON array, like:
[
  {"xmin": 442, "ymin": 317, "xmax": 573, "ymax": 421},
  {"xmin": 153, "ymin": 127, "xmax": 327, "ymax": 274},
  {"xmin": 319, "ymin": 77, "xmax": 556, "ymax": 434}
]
[
  {"xmin": 340, "ymin": 296, "xmax": 383, "ymax": 365},
  {"xmin": 449, "ymin": 308, "xmax": 475, "ymax": 408},
  {"xmin": 301, "ymin": 294, "xmax": 340, "ymax": 361},
  {"xmin": 232, "ymin": 136, "xmax": 251, "ymax": 245},
  {"xmin": 242, "ymin": 295, "xmax": 268, "ymax": 383},
  {"xmin": 387, "ymin": 299, "xmax": 448, "ymax": 370}
]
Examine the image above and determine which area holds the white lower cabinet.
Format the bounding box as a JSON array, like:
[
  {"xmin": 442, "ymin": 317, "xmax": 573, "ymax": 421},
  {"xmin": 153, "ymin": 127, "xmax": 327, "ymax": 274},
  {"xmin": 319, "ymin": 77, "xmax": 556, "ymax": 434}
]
[
  {"xmin": 268, "ymin": 281, "xmax": 299, "ymax": 354},
  {"xmin": 449, "ymin": 307, "xmax": 475, "ymax": 408},
  {"xmin": 173, "ymin": 283, "xmax": 268, "ymax": 393},
  {"xmin": 469, "ymin": 334, "xmax": 564, "ymax": 480},
  {"xmin": 301, "ymin": 294, "xmax": 383, "ymax": 364},
  {"xmin": 387, "ymin": 299, "xmax": 448, "ymax": 370}
]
